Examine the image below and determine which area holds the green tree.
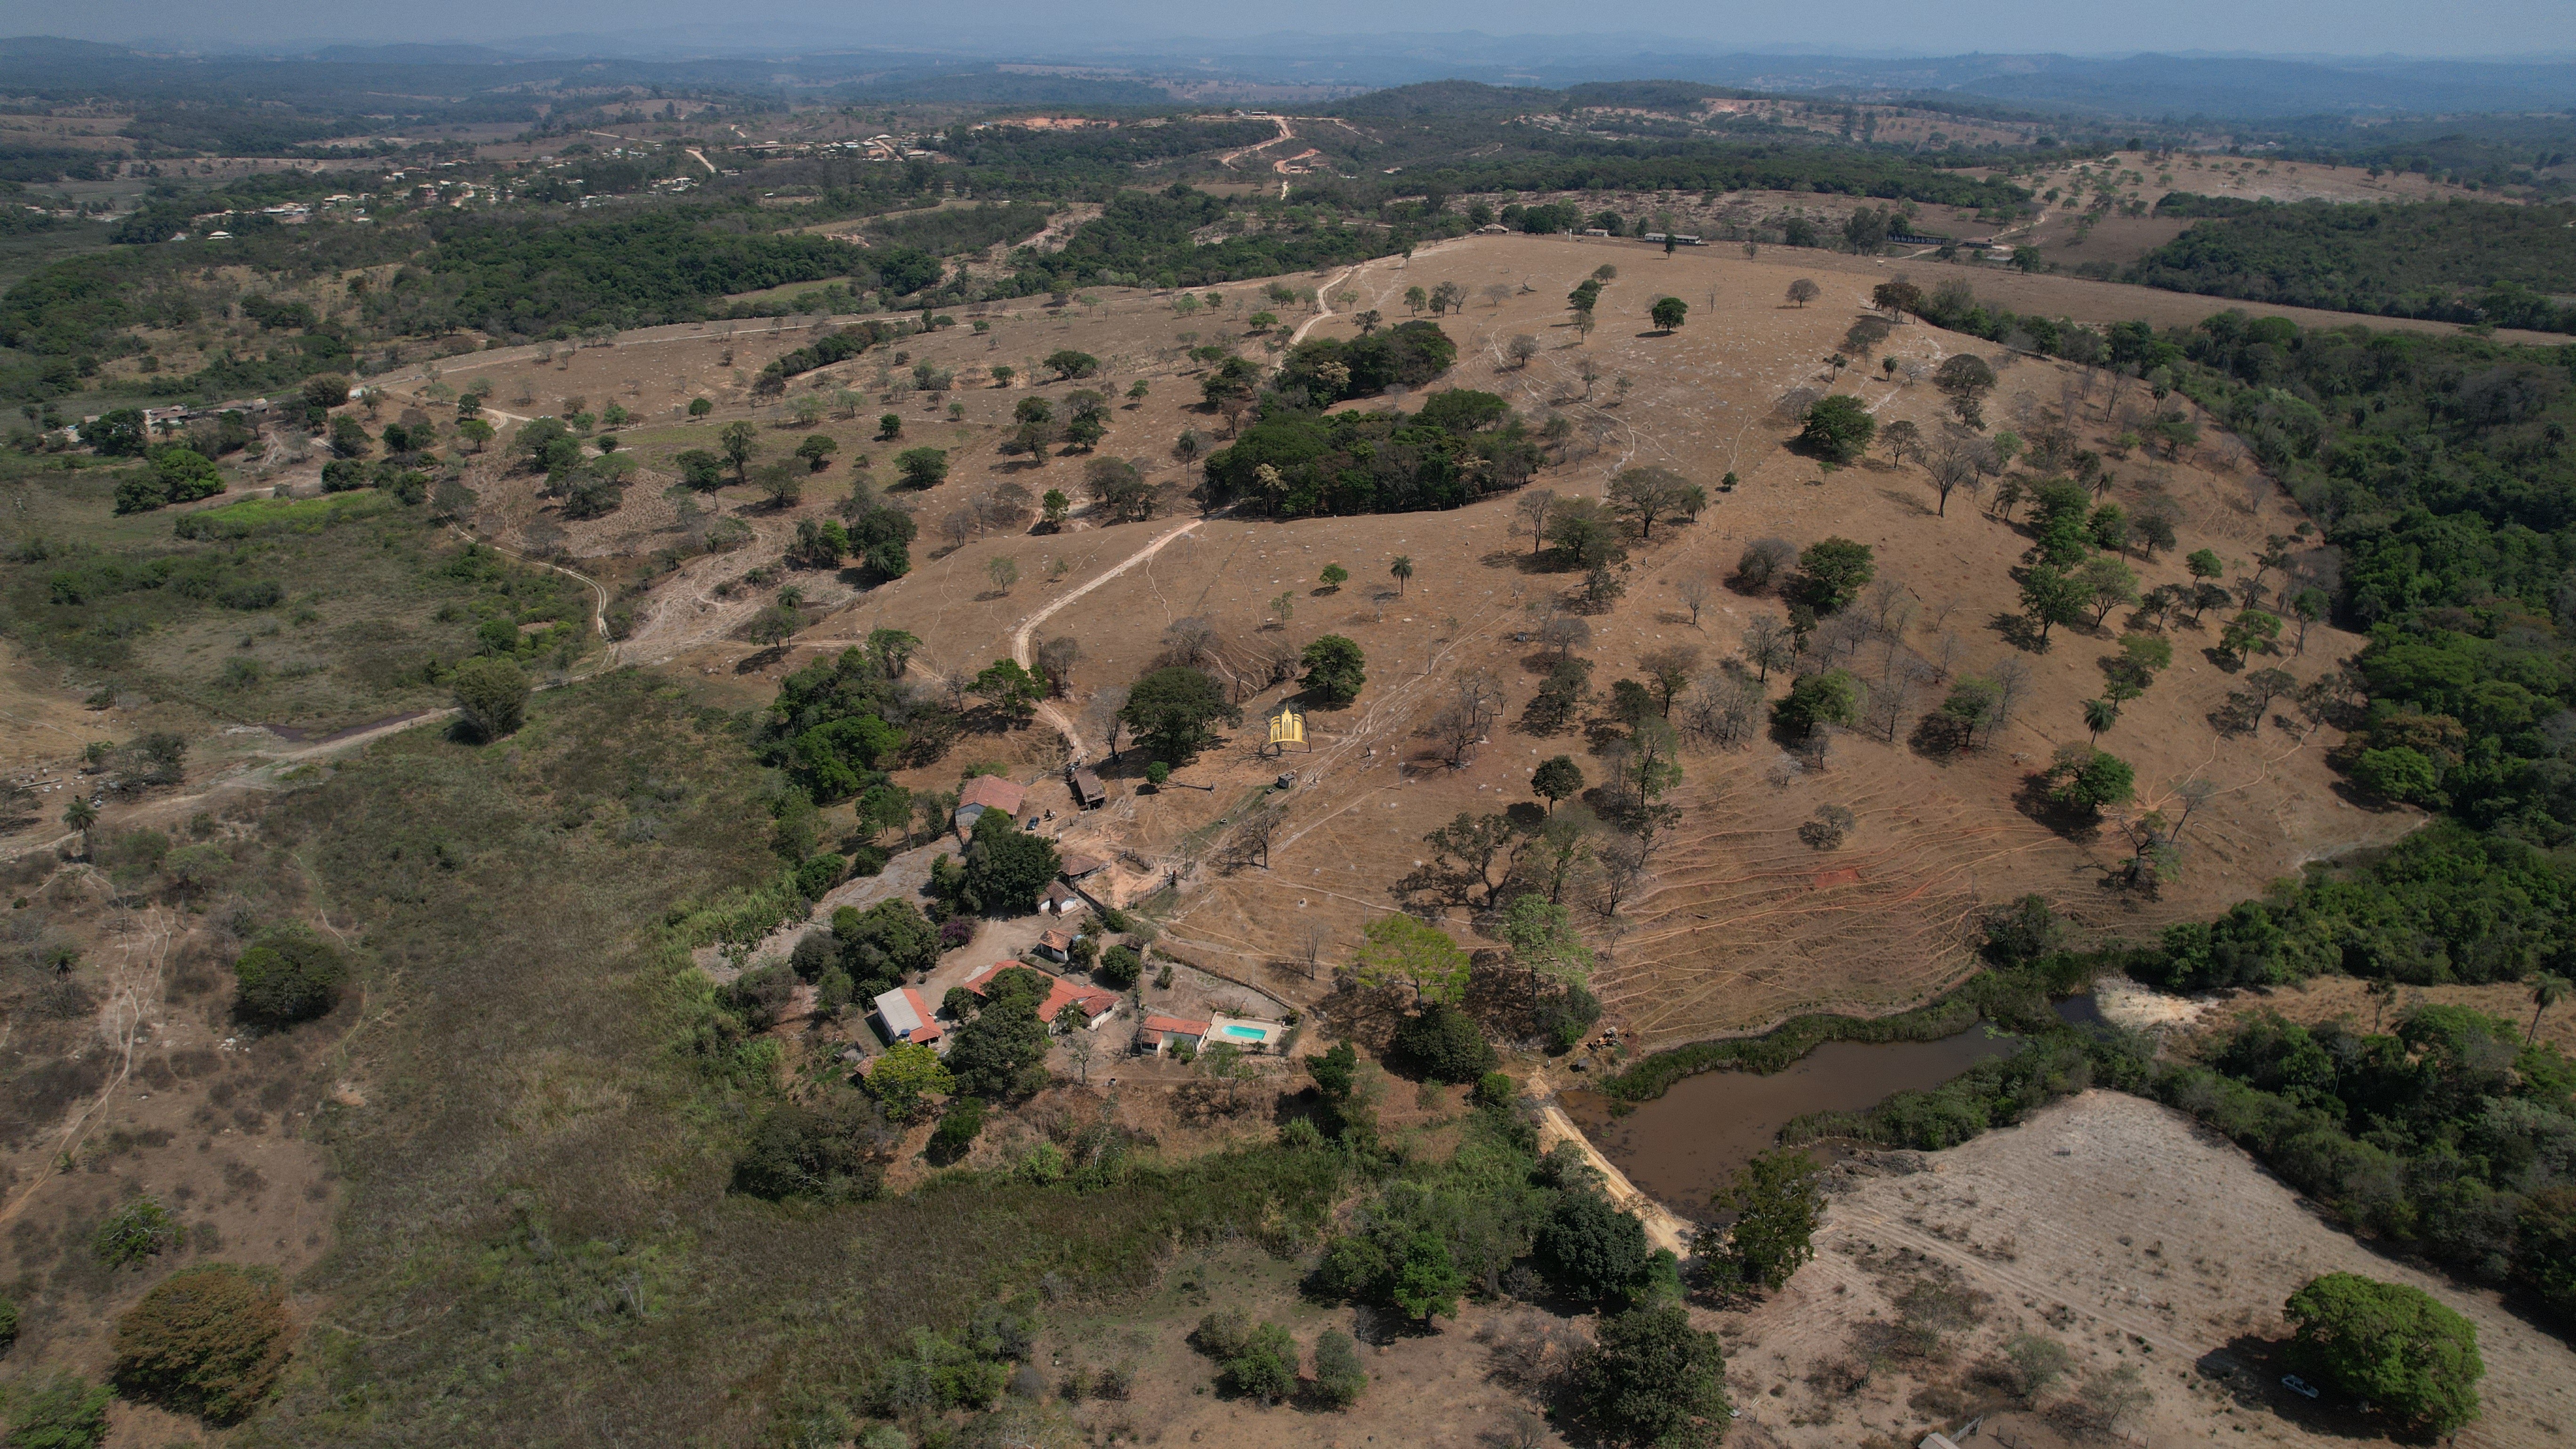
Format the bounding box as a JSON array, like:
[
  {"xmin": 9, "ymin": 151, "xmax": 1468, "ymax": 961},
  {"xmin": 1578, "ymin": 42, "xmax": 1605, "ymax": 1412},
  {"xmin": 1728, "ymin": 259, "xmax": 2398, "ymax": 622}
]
[
  {"xmin": 62, "ymin": 796, "xmax": 97, "ymax": 859},
  {"xmin": 1119, "ymin": 666, "xmax": 1239, "ymax": 764},
  {"xmin": 1539, "ymin": 1190, "xmax": 1653, "ymax": 1301},
  {"xmin": 687, "ymin": 396, "xmax": 713, "ymax": 417},
  {"xmin": 719, "ymin": 420, "xmax": 757, "ymax": 482},
  {"xmin": 1649, "ymin": 296, "xmax": 1688, "ymax": 331},
  {"xmin": 1773, "ymin": 669, "xmax": 1861, "ymax": 735},
  {"xmin": 1698, "ymin": 1149, "xmax": 1823, "ymax": 1294},
  {"xmin": 2219, "ymin": 609, "xmax": 2283, "ymax": 663},
  {"xmin": 864, "ymin": 1041, "xmax": 954, "ymax": 1121},
  {"xmin": 451, "ymin": 657, "xmax": 531, "ymax": 741},
  {"xmin": 2042, "ymin": 745, "xmax": 2135, "ymax": 820},
  {"xmin": 960, "ymin": 810, "xmax": 1060, "ymax": 916},
  {"xmin": 2018, "ymin": 564, "xmax": 2090, "ymax": 643},
  {"xmin": 1351, "ymin": 913, "xmax": 1470, "ymax": 1006},
  {"xmin": 1934, "ymin": 353, "xmax": 1998, "ymax": 428},
  {"xmin": 1799, "ymin": 395, "xmax": 1876, "ymax": 464},
  {"xmin": 1044, "ymin": 349, "xmax": 1100, "ymax": 380},
  {"xmin": 111, "ymin": 1264, "xmax": 291, "ymax": 1424},
  {"xmin": 894, "ymin": 446, "xmax": 950, "ymax": 489},
  {"xmin": 1389, "ymin": 555, "xmax": 1414, "ymax": 596},
  {"xmin": 1220, "ymin": 1321, "xmax": 1298, "ymax": 1404},
  {"xmin": 796, "ymin": 434, "xmax": 839, "ymax": 472},
  {"xmin": 944, "ymin": 965, "xmax": 1052, "ymax": 1098},
  {"xmin": 969, "ymin": 659, "xmax": 1043, "ymax": 725},
  {"xmin": 877, "ymin": 413, "xmax": 903, "ymax": 442},
  {"xmin": 2284, "ymin": 1272, "xmax": 2482, "ymax": 1437},
  {"xmin": 1570, "ymin": 1303, "xmax": 1731, "ymax": 1449},
  {"xmin": 1319, "ymin": 563, "xmax": 1349, "ymax": 591},
  {"xmin": 1311, "ymin": 1329, "xmax": 1368, "ymax": 1407},
  {"xmin": 1532, "ymin": 755, "xmax": 1584, "ymax": 812},
  {"xmin": 2185, "ymin": 547, "xmax": 2225, "ymax": 587},
  {"xmin": 232, "ymin": 931, "xmax": 347, "ymax": 1025},
  {"xmin": 1789, "ymin": 537, "xmax": 1874, "ymax": 614},
  {"xmin": 1502, "ymin": 894, "xmax": 1593, "ymax": 1006},
  {"xmin": 1391, "ymin": 1001, "xmax": 1495, "ymax": 1082},
  {"xmin": 2079, "ymin": 556, "xmax": 2139, "ymax": 626},
  {"xmin": 1389, "ymin": 1230, "xmax": 1466, "ymax": 1325},
  {"xmin": 1299, "ymin": 635, "xmax": 1366, "ymax": 705}
]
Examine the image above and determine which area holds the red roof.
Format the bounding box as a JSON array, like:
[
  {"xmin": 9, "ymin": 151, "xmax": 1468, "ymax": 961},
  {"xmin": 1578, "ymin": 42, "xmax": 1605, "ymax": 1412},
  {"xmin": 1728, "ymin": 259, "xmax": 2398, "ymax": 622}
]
[
  {"xmin": 960, "ymin": 962, "xmax": 1118, "ymax": 1025},
  {"xmin": 1039, "ymin": 928, "xmax": 1074, "ymax": 952},
  {"xmin": 1138, "ymin": 1013, "xmax": 1211, "ymax": 1044},
  {"xmin": 957, "ymin": 775, "xmax": 1026, "ymax": 815}
]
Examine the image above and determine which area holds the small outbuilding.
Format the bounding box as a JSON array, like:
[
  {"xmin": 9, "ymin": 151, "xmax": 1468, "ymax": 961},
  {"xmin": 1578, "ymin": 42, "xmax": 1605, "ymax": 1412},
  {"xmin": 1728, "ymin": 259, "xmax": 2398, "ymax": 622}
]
[
  {"xmin": 1136, "ymin": 1014, "xmax": 1211, "ymax": 1055},
  {"xmin": 1041, "ymin": 880, "xmax": 1087, "ymax": 917},
  {"xmin": 871, "ymin": 987, "xmax": 943, "ymax": 1047},
  {"xmin": 1067, "ymin": 765, "xmax": 1107, "ymax": 810},
  {"xmin": 953, "ymin": 775, "xmax": 1027, "ymax": 838}
]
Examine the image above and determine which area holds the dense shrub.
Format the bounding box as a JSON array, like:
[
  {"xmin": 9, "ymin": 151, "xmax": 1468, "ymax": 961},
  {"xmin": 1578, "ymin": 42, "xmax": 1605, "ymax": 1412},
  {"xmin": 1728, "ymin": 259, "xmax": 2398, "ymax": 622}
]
[
  {"xmin": 2284, "ymin": 1272, "xmax": 2483, "ymax": 1437},
  {"xmin": 231, "ymin": 929, "xmax": 348, "ymax": 1025},
  {"xmin": 732, "ymin": 1099, "xmax": 886, "ymax": 1202},
  {"xmin": 1390, "ymin": 1002, "xmax": 1496, "ymax": 1083},
  {"xmin": 111, "ymin": 1264, "xmax": 292, "ymax": 1423}
]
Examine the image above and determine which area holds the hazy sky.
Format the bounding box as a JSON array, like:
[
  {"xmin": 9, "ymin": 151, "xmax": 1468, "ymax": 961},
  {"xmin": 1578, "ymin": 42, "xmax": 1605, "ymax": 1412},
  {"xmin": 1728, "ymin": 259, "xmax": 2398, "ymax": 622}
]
[{"xmin": 15, "ymin": 0, "xmax": 2575, "ymax": 57}]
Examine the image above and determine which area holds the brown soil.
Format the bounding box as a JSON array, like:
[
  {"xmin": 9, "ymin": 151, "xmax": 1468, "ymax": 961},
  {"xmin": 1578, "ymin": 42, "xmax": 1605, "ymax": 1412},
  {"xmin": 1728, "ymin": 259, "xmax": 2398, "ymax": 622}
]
[
  {"xmin": 1718, "ymin": 1091, "xmax": 2576, "ymax": 1449},
  {"xmin": 0, "ymin": 853, "xmax": 340, "ymax": 1448},
  {"xmin": 573, "ymin": 233, "xmax": 2415, "ymax": 1051}
]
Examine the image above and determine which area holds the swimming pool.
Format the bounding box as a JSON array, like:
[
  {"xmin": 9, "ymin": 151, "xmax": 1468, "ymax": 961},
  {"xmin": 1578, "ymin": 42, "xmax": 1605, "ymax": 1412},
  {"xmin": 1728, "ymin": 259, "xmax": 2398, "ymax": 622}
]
[{"xmin": 1217, "ymin": 1024, "xmax": 1268, "ymax": 1040}]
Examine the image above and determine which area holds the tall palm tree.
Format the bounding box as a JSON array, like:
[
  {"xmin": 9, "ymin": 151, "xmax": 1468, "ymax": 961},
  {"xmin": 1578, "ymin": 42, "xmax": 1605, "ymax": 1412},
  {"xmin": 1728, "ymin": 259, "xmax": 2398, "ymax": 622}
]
[
  {"xmin": 63, "ymin": 797, "xmax": 96, "ymax": 860},
  {"xmin": 2082, "ymin": 698, "xmax": 2118, "ymax": 742},
  {"xmin": 2531, "ymin": 973, "xmax": 2571, "ymax": 1046},
  {"xmin": 1390, "ymin": 555, "xmax": 1414, "ymax": 597}
]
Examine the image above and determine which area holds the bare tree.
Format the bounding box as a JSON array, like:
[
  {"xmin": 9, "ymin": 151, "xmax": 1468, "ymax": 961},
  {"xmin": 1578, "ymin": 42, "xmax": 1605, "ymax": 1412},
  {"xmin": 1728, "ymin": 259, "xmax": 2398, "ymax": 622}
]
[
  {"xmin": 1425, "ymin": 668, "xmax": 1507, "ymax": 766},
  {"xmin": 1035, "ymin": 636, "xmax": 1082, "ymax": 696},
  {"xmin": 1220, "ymin": 803, "xmax": 1286, "ymax": 871},
  {"xmin": 1299, "ymin": 919, "xmax": 1329, "ymax": 980},
  {"xmin": 1862, "ymin": 578, "xmax": 1915, "ymax": 639},
  {"xmin": 1538, "ymin": 614, "xmax": 1592, "ymax": 659},
  {"xmin": 1925, "ymin": 442, "xmax": 1978, "ymax": 517},
  {"xmin": 1990, "ymin": 656, "xmax": 2033, "ymax": 735},
  {"xmin": 1594, "ymin": 835, "xmax": 1648, "ymax": 918},
  {"xmin": 1514, "ymin": 488, "xmax": 1558, "ymax": 557},
  {"xmin": 2169, "ymin": 776, "xmax": 2219, "ymax": 842},
  {"xmin": 1162, "ymin": 616, "xmax": 1218, "ymax": 668},
  {"xmin": 1679, "ymin": 671, "xmax": 1763, "ymax": 747},
  {"xmin": 1867, "ymin": 659, "xmax": 1928, "ymax": 742},
  {"xmin": 1675, "ymin": 574, "xmax": 1712, "ymax": 628},
  {"xmin": 1086, "ymin": 684, "xmax": 1131, "ymax": 760},
  {"xmin": 1739, "ymin": 614, "xmax": 1794, "ymax": 683}
]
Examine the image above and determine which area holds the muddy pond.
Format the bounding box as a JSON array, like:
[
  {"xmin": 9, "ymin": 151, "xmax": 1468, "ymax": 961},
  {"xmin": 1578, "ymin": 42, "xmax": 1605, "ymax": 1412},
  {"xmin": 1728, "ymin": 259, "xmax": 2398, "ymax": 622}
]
[{"xmin": 1561, "ymin": 995, "xmax": 2101, "ymax": 1217}]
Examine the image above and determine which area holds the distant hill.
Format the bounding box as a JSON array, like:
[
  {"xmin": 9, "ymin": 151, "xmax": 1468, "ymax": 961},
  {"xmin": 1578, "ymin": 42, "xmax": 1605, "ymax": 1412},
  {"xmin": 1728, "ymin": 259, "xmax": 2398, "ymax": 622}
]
[{"xmin": 1328, "ymin": 80, "xmax": 1554, "ymax": 120}]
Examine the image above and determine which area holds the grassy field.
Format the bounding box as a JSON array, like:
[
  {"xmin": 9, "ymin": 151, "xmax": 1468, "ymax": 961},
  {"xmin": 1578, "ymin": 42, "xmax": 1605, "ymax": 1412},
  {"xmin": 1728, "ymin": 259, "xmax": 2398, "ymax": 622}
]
[{"xmin": 0, "ymin": 464, "xmax": 597, "ymax": 733}]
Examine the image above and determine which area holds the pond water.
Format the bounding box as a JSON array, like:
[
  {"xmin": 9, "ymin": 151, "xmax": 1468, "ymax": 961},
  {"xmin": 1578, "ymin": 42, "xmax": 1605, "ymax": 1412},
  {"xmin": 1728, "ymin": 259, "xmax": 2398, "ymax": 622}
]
[
  {"xmin": 1563, "ymin": 996, "xmax": 2106, "ymax": 1216},
  {"xmin": 1562, "ymin": 1024, "xmax": 2024, "ymax": 1215}
]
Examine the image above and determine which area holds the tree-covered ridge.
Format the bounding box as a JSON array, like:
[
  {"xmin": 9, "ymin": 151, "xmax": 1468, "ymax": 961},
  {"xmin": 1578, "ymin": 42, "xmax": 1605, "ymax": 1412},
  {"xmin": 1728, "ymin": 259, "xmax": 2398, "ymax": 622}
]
[
  {"xmin": 2130, "ymin": 199, "xmax": 2576, "ymax": 333},
  {"xmin": 2157, "ymin": 314, "xmax": 2576, "ymax": 841},
  {"xmin": 1004, "ymin": 184, "xmax": 1399, "ymax": 294}
]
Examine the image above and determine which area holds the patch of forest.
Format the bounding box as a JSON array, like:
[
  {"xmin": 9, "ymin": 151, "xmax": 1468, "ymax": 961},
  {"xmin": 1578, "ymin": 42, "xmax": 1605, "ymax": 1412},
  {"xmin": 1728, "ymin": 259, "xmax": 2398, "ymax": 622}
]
[{"xmin": 2128, "ymin": 198, "xmax": 2576, "ymax": 332}]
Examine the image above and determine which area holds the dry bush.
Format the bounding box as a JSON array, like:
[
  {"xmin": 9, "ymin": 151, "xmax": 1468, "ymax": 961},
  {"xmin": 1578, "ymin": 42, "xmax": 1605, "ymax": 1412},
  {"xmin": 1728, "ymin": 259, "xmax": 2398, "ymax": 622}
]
[
  {"xmin": 1478, "ymin": 1309, "xmax": 1585, "ymax": 1388},
  {"xmin": 112, "ymin": 1264, "xmax": 292, "ymax": 1423},
  {"xmin": 2048, "ymin": 1363, "xmax": 2150, "ymax": 1440}
]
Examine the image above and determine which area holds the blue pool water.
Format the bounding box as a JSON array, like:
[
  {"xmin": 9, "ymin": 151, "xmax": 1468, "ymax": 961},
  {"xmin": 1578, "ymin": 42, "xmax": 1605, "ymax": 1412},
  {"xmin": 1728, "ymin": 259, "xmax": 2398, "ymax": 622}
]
[{"xmin": 1218, "ymin": 1024, "xmax": 1267, "ymax": 1039}]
